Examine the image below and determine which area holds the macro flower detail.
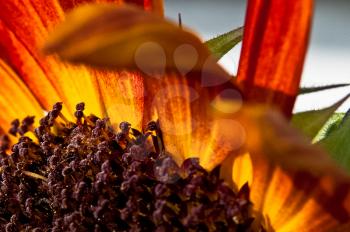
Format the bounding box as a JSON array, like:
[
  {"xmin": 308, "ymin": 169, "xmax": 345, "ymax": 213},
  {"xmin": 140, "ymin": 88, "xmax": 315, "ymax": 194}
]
[
  {"xmin": 0, "ymin": 0, "xmax": 349, "ymax": 231},
  {"xmin": 0, "ymin": 103, "xmax": 255, "ymax": 231}
]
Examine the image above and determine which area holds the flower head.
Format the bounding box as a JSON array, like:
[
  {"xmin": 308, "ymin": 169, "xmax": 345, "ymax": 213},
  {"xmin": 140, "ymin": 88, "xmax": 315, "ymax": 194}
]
[{"xmin": 0, "ymin": 0, "xmax": 349, "ymax": 231}]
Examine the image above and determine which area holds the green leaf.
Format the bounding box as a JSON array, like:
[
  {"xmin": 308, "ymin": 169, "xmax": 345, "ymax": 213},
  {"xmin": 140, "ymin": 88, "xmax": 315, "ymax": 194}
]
[
  {"xmin": 299, "ymin": 83, "xmax": 350, "ymax": 95},
  {"xmin": 205, "ymin": 27, "xmax": 243, "ymax": 60},
  {"xmin": 318, "ymin": 112, "xmax": 350, "ymax": 171},
  {"xmin": 291, "ymin": 94, "xmax": 350, "ymax": 139}
]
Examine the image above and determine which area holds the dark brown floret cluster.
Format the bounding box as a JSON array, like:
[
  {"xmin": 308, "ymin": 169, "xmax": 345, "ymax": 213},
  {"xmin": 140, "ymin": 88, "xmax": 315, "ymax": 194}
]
[{"xmin": 0, "ymin": 103, "xmax": 255, "ymax": 231}]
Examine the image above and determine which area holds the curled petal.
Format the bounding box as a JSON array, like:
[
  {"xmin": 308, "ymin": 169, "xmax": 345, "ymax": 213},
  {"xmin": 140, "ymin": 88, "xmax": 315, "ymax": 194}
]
[
  {"xmin": 229, "ymin": 107, "xmax": 350, "ymax": 231},
  {"xmin": 59, "ymin": 0, "xmax": 163, "ymax": 16},
  {"xmin": 43, "ymin": 4, "xmax": 225, "ymax": 78},
  {"xmin": 237, "ymin": 0, "xmax": 313, "ymax": 117}
]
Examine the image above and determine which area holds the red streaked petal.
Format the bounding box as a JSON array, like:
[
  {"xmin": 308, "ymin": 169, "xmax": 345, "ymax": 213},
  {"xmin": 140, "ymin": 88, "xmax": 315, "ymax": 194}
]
[
  {"xmin": 237, "ymin": 0, "xmax": 313, "ymax": 117},
  {"xmin": 0, "ymin": 0, "xmax": 153, "ymax": 119},
  {"xmin": 0, "ymin": 0, "xmax": 156, "ymax": 130},
  {"xmin": 0, "ymin": 0, "xmax": 111, "ymax": 117}
]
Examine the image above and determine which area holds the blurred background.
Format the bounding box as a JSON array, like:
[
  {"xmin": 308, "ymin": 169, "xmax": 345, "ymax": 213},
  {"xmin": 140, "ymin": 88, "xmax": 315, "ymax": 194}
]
[{"xmin": 164, "ymin": 0, "xmax": 350, "ymax": 113}]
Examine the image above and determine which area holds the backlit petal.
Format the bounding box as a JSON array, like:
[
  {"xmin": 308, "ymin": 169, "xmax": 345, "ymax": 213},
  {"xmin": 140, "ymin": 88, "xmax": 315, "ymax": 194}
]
[
  {"xmin": 237, "ymin": 0, "xmax": 313, "ymax": 117},
  {"xmin": 0, "ymin": 0, "xmax": 156, "ymax": 124},
  {"xmin": 44, "ymin": 4, "xmax": 243, "ymax": 169},
  {"xmin": 143, "ymin": 72, "xmax": 243, "ymax": 169},
  {"xmin": 230, "ymin": 107, "xmax": 350, "ymax": 231}
]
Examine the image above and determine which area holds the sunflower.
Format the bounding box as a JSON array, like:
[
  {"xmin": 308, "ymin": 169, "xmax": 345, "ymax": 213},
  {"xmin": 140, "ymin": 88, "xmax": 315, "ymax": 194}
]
[{"xmin": 0, "ymin": 0, "xmax": 349, "ymax": 231}]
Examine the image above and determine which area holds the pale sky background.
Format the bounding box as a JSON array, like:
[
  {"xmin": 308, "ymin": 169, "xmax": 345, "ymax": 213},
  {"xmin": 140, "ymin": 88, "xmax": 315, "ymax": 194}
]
[{"xmin": 164, "ymin": 0, "xmax": 350, "ymax": 112}]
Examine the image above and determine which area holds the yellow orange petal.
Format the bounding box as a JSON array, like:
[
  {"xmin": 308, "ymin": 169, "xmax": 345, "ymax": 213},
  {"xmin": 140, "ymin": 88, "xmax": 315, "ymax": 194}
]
[
  {"xmin": 91, "ymin": 69, "xmax": 144, "ymax": 130},
  {"xmin": 0, "ymin": 59, "xmax": 43, "ymax": 132},
  {"xmin": 232, "ymin": 152, "xmax": 253, "ymax": 189},
  {"xmin": 231, "ymin": 107, "xmax": 350, "ymax": 231}
]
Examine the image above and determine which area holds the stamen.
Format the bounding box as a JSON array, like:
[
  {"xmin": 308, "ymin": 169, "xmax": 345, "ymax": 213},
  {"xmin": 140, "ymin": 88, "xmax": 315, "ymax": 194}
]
[
  {"xmin": 58, "ymin": 112, "xmax": 69, "ymax": 124},
  {"xmin": 18, "ymin": 116, "xmax": 35, "ymax": 136},
  {"xmin": 146, "ymin": 120, "xmax": 165, "ymax": 153},
  {"xmin": 0, "ymin": 135, "xmax": 10, "ymax": 151},
  {"xmin": 73, "ymin": 102, "xmax": 83, "ymax": 124},
  {"xmin": 8, "ymin": 119, "xmax": 20, "ymax": 136},
  {"xmin": 119, "ymin": 121, "xmax": 131, "ymax": 135},
  {"xmin": 22, "ymin": 171, "xmax": 48, "ymax": 181}
]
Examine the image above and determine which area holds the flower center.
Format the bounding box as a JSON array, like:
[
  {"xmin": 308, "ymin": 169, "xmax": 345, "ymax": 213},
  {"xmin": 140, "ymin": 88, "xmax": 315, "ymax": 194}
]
[{"xmin": 0, "ymin": 103, "xmax": 259, "ymax": 231}]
